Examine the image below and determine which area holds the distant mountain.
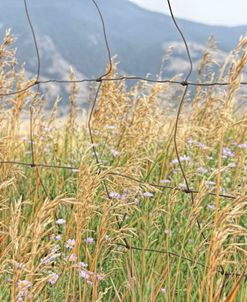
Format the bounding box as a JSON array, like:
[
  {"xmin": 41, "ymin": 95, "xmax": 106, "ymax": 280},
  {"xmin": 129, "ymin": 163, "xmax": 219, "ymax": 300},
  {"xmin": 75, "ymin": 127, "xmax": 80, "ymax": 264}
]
[{"xmin": 0, "ymin": 0, "xmax": 246, "ymax": 106}]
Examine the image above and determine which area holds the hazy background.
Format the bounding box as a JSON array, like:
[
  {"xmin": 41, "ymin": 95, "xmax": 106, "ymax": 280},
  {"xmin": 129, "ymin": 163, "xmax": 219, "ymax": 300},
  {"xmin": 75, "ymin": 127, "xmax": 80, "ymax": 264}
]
[{"xmin": 130, "ymin": 0, "xmax": 247, "ymax": 26}]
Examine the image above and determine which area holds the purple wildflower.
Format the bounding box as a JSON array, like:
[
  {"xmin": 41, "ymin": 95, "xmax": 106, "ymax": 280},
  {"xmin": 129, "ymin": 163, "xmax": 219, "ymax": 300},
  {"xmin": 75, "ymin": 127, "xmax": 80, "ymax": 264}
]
[
  {"xmin": 15, "ymin": 262, "xmax": 24, "ymax": 270},
  {"xmin": 110, "ymin": 149, "xmax": 120, "ymax": 157},
  {"xmin": 160, "ymin": 179, "xmax": 171, "ymax": 184},
  {"xmin": 85, "ymin": 237, "xmax": 95, "ymax": 245},
  {"xmin": 67, "ymin": 253, "xmax": 77, "ymax": 262},
  {"xmin": 65, "ymin": 239, "xmax": 76, "ymax": 249},
  {"xmin": 120, "ymin": 188, "xmax": 130, "ymax": 200},
  {"xmin": 160, "ymin": 287, "xmax": 166, "ymax": 294},
  {"xmin": 197, "ymin": 167, "xmax": 208, "ymax": 174},
  {"xmin": 180, "ymin": 155, "xmax": 191, "ymax": 162},
  {"xmin": 87, "ymin": 280, "xmax": 93, "ymax": 286},
  {"xmin": 208, "ymin": 204, "xmax": 216, "ymax": 210},
  {"xmin": 96, "ymin": 273, "xmax": 106, "ymax": 281},
  {"xmin": 223, "ymin": 147, "xmax": 235, "ymax": 158},
  {"xmin": 80, "ymin": 270, "xmax": 89, "ymax": 280},
  {"xmin": 187, "ymin": 139, "xmax": 194, "ymax": 144},
  {"xmin": 196, "ymin": 142, "xmax": 208, "ymax": 149},
  {"xmin": 41, "ymin": 253, "xmax": 61, "ymax": 265},
  {"xmin": 48, "ymin": 273, "xmax": 59, "ymax": 285},
  {"xmin": 109, "ymin": 192, "xmax": 121, "ymax": 199},
  {"xmin": 56, "ymin": 234, "xmax": 62, "ymax": 241},
  {"xmin": 178, "ymin": 183, "xmax": 187, "ymax": 189},
  {"xmin": 143, "ymin": 192, "xmax": 154, "ymax": 198},
  {"xmin": 52, "ymin": 245, "xmax": 60, "ymax": 253},
  {"xmin": 17, "ymin": 280, "xmax": 31, "ymax": 290},
  {"xmin": 171, "ymin": 155, "xmax": 190, "ymax": 164},
  {"xmin": 238, "ymin": 142, "xmax": 247, "ymax": 149},
  {"xmin": 56, "ymin": 218, "xmax": 66, "ymax": 225},
  {"xmin": 80, "ymin": 262, "xmax": 88, "ymax": 268}
]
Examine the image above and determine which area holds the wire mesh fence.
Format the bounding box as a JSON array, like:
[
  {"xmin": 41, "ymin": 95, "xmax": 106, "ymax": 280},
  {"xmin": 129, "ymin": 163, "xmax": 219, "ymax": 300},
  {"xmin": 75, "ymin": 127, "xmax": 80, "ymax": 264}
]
[{"xmin": 0, "ymin": 0, "xmax": 246, "ymax": 280}]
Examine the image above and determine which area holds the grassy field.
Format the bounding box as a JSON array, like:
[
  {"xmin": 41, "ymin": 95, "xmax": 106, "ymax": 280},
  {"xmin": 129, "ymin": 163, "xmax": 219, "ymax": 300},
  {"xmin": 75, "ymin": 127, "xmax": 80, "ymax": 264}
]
[{"xmin": 0, "ymin": 32, "xmax": 247, "ymax": 301}]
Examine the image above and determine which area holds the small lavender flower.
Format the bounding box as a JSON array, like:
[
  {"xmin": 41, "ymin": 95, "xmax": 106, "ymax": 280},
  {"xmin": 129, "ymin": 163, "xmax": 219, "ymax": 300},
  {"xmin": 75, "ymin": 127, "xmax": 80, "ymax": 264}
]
[
  {"xmin": 208, "ymin": 204, "xmax": 216, "ymax": 210},
  {"xmin": 85, "ymin": 237, "xmax": 95, "ymax": 245},
  {"xmin": 56, "ymin": 218, "xmax": 66, "ymax": 225},
  {"xmin": 109, "ymin": 192, "xmax": 121, "ymax": 199},
  {"xmin": 177, "ymin": 183, "xmax": 187, "ymax": 189},
  {"xmin": 52, "ymin": 245, "xmax": 60, "ymax": 253},
  {"xmin": 87, "ymin": 280, "xmax": 93, "ymax": 286},
  {"xmin": 143, "ymin": 192, "xmax": 154, "ymax": 198},
  {"xmin": 44, "ymin": 127, "xmax": 52, "ymax": 133},
  {"xmin": 196, "ymin": 142, "xmax": 208, "ymax": 149},
  {"xmin": 41, "ymin": 253, "xmax": 61, "ymax": 265},
  {"xmin": 160, "ymin": 287, "xmax": 166, "ymax": 294},
  {"xmin": 96, "ymin": 273, "xmax": 106, "ymax": 281},
  {"xmin": 180, "ymin": 155, "xmax": 191, "ymax": 162},
  {"xmin": 48, "ymin": 273, "xmax": 59, "ymax": 285},
  {"xmin": 171, "ymin": 158, "xmax": 179, "ymax": 164},
  {"xmin": 17, "ymin": 280, "xmax": 31, "ymax": 290},
  {"xmin": 197, "ymin": 167, "xmax": 208, "ymax": 174},
  {"xmin": 67, "ymin": 253, "xmax": 77, "ymax": 262},
  {"xmin": 205, "ymin": 181, "xmax": 215, "ymax": 187},
  {"xmin": 17, "ymin": 291, "xmax": 25, "ymax": 302},
  {"xmin": 120, "ymin": 188, "xmax": 130, "ymax": 200},
  {"xmin": 238, "ymin": 142, "xmax": 247, "ymax": 149},
  {"xmin": 187, "ymin": 139, "xmax": 194, "ymax": 144},
  {"xmin": 17, "ymin": 279, "xmax": 31, "ymax": 300},
  {"xmin": 110, "ymin": 149, "xmax": 120, "ymax": 157},
  {"xmin": 160, "ymin": 179, "xmax": 171, "ymax": 184},
  {"xmin": 65, "ymin": 239, "xmax": 76, "ymax": 249},
  {"xmin": 15, "ymin": 262, "xmax": 24, "ymax": 270},
  {"xmin": 72, "ymin": 169, "xmax": 79, "ymax": 173},
  {"xmin": 80, "ymin": 270, "xmax": 89, "ymax": 280},
  {"xmin": 223, "ymin": 147, "xmax": 235, "ymax": 158},
  {"xmin": 56, "ymin": 234, "xmax": 62, "ymax": 241},
  {"xmin": 80, "ymin": 262, "xmax": 88, "ymax": 268},
  {"xmin": 171, "ymin": 155, "xmax": 190, "ymax": 164}
]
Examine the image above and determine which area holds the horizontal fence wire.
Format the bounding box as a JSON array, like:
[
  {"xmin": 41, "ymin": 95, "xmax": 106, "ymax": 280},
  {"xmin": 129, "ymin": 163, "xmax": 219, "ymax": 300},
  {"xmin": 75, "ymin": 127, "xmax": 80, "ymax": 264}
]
[{"xmin": 0, "ymin": 0, "xmax": 246, "ymax": 280}]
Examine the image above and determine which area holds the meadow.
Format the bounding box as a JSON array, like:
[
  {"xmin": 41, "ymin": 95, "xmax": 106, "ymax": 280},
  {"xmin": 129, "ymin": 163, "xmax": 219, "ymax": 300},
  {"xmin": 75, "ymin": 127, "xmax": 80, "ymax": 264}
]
[{"xmin": 0, "ymin": 32, "xmax": 247, "ymax": 301}]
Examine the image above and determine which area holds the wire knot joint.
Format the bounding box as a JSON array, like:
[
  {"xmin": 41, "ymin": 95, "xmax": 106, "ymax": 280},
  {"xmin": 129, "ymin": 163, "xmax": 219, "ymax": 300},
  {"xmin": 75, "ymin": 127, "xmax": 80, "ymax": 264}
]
[{"xmin": 181, "ymin": 80, "xmax": 188, "ymax": 86}]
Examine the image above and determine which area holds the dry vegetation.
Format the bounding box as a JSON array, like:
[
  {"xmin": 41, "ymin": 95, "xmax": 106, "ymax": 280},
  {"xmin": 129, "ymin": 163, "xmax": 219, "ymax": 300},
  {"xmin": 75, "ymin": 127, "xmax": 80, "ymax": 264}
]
[{"xmin": 0, "ymin": 31, "xmax": 247, "ymax": 301}]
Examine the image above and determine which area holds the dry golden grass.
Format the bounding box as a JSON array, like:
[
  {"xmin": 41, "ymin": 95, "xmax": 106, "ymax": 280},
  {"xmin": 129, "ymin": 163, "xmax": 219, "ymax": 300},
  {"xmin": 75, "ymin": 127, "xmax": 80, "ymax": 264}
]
[{"xmin": 0, "ymin": 32, "xmax": 246, "ymax": 301}]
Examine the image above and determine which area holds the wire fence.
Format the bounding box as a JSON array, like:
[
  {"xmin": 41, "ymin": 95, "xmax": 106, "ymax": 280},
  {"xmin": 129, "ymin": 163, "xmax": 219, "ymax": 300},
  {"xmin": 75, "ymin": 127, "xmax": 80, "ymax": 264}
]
[{"xmin": 0, "ymin": 0, "xmax": 246, "ymax": 280}]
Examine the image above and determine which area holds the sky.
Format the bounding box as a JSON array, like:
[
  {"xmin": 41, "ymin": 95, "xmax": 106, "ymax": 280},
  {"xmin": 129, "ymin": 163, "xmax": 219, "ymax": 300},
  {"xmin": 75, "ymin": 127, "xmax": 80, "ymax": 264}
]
[{"xmin": 130, "ymin": 0, "xmax": 247, "ymax": 27}]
